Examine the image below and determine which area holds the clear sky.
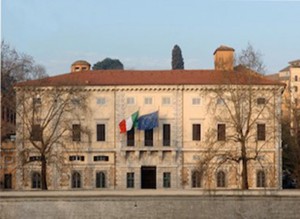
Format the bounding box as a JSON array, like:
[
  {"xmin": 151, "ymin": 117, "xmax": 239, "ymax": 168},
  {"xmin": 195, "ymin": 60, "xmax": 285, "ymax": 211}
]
[{"xmin": 2, "ymin": 0, "xmax": 300, "ymax": 76}]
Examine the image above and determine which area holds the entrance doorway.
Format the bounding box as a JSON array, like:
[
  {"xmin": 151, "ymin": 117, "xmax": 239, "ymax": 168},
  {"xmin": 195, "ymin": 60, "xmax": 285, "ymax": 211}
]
[{"xmin": 141, "ymin": 166, "xmax": 156, "ymax": 189}]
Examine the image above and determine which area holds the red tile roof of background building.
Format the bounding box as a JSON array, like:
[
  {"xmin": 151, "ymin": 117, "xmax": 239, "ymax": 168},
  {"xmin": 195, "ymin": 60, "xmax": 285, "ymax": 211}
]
[{"xmin": 15, "ymin": 69, "xmax": 284, "ymax": 87}]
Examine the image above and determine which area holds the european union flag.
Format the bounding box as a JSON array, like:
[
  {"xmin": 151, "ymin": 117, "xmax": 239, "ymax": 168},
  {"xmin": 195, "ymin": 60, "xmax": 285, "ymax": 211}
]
[{"xmin": 137, "ymin": 111, "xmax": 159, "ymax": 130}]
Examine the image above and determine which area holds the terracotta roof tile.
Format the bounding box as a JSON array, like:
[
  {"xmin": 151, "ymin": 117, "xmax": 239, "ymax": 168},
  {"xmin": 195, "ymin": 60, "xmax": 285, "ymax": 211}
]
[{"xmin": 15, "ymin": 69, "xmax": 284, "ymax": 87}]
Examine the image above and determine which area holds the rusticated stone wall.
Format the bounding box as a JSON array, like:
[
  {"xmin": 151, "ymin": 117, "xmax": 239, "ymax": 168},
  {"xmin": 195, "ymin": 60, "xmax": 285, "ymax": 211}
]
[{"xmin": 1, "ymin": 190, "xmax": 300, "ymax": 219}]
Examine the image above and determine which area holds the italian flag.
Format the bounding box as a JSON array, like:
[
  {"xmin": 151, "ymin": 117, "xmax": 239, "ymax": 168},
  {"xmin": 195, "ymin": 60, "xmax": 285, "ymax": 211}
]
[{"xmin": 119, "ymin": 111, "xmax": 139, "ymax": 133}]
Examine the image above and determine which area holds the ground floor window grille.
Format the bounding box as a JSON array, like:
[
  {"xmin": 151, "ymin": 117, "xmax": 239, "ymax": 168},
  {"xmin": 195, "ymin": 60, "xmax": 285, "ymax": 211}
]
[
  {"xmin": 96, "ymin": 172, "xmax": 106, "ymax": 188},
  {"xmin": 72, "ymin": 171, "xmax": 81, "ymax": 188},
  {"xmin": 127, "ymin": 172, "xmax": 134, "ymax": 188},
  {"xmin": 32, "ymin": 172, "xmax": 41, "ymax": 189},
  {"xmin": 163, "ymin": 172, "xmax": 171, "ymax": 188}
]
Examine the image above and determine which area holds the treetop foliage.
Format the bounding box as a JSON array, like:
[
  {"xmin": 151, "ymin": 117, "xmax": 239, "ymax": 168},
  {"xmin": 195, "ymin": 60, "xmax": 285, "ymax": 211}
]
[
  {"xmin": 1, "ymin": 40, "xmax": 48, "ymax": 91},
  {"xmin": 92, "ymin": 58, "xmax": 124, "ymax": 70},
  {"xmin": 171, "ymin": 45, "xmax": 184, "ymax": 70},
  {"xmin": 236, "ymin": 43, "xmax": 266, "ymax": 74}
]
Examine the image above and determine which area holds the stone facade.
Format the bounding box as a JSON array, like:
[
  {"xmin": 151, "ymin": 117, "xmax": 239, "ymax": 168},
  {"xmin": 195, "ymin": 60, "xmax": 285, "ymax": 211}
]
[{"xmin": 14, "ymin": 46, "xmax": 284, "ymax": 190}]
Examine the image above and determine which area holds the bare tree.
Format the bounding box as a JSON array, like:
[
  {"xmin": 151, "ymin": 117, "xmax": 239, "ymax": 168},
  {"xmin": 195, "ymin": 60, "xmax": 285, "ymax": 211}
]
[
  {"xmin": 282, "ymin": 95, "xmax": 300, "ymax": 188},
  {"xmin": 235, "ymin": 43, "xmax": 266, "ymax": 74},
  {"xmin": 1, "ymin": 41, "xmax": 48, "ymax": 84},
  {"xmin": 194, "ymin": 60, "xmax": 283, "ymax": 190},
  {"xmin": 1, "ymin": 41, "xmax": 48, "ymax": 140},
  {"xmin": 15, "ymin": 86, "xmax": 91, "ymax": 190}
]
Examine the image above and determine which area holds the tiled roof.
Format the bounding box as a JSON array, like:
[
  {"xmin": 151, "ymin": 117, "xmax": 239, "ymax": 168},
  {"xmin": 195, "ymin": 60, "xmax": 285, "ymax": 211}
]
[
  {"xmin": 288, "ymin": 59, "xmax": 300, "ymax": 67},
  {"xmin": 265, "ymin": 73, "xmax": 279, "ymax": 81},
  {"xmin": 280, "ymin": 66, "xmax": 290, "ymax": 72},
  {"xmin": 15, "ymin": 69, "xmax": 284, "ymax": 87}
]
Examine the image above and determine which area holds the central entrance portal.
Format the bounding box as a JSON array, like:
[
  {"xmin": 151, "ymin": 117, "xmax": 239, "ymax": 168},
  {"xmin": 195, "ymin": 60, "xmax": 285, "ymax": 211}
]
[{"xmin": 141, "ymin": 166, "xmax": 156, "ymax": 189}]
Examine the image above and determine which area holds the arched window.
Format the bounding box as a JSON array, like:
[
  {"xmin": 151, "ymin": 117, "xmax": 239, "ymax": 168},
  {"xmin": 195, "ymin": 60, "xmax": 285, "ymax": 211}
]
[
  {"xmin": 192, "ymin": 171, "xmax": 201, "ymax": 188},
  {"xmin": 217, "ymin": 170, "xmax": 226, "ymax": 187},
  {"xmin": 256, "ymin": 170, "xmax": 266, "ymax": 187},
  {"xmin": 72, "ymin": 171, "xmax": 81, "ymax": 188},
  {"xmin": 32, "ymin": 172, "xmax": 41, "ymax": 189},
  {"xmin": 96, "ymin": 172, "xmax": 106, "ymax": 188}
]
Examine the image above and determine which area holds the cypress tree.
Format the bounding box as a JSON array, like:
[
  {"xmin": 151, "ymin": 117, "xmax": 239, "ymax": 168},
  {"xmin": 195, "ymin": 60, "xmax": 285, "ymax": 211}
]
[{"xmin": 171, "ymin": 45, "xmax": 184, "ymax": 69}]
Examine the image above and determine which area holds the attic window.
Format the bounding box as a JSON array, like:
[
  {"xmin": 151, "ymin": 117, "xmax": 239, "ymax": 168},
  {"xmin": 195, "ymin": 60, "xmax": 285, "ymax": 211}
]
[
  {"xmin": 257, "ymin": 98, "xmax": 266, "ymax": 105},
  {"xmin": 69, "ymin": 155, "xmax": 84, "ymax": 161},
  {"xmin": 33, "ymin": 97, "xmax": 41, "ymax": 105}
]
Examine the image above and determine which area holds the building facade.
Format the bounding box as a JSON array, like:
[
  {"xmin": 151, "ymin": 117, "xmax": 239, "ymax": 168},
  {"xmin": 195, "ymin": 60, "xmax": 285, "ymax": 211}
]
[
  {"xmin": 267, "ymin": 60, "xmax": 300, "ymax": 135},
  {"xmin": 14, "ymin": 46, "xmax": 284, "ymax": 190}
]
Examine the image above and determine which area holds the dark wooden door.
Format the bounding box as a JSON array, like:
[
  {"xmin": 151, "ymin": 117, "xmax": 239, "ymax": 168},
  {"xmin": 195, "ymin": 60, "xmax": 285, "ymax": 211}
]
[{"xmin": 141, "ymin": 166, "xmax": 156, "ymax": 189}]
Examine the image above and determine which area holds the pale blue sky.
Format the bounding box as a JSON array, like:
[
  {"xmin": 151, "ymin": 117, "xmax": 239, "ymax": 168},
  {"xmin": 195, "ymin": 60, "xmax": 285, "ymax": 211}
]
[{"xmin": 2, "ymin": 0, "xmax": 300, "ymax": 76}]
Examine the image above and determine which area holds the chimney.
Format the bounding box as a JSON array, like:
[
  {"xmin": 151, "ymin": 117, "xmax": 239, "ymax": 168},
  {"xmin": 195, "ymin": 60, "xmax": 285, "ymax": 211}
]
[
  {"xmin": 213, "ymin": 45, "xmax": 235, "ymax": 71},
  {"xmin": 71, "ymin": 60, "xmax": 91, "ymax": 73}
]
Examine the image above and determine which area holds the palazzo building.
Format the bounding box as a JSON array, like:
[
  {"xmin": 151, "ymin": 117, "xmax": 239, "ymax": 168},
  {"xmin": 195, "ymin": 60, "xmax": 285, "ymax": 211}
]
[{"xmin": 14, "ymin": 46, "xmax": 284, "ymax": 190}]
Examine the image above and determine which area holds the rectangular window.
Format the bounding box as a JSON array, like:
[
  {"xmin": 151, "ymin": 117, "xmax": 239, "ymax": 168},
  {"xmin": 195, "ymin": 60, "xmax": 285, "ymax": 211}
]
[
  {"xmin": 6, "ymin": 109, "xmax": 10, "ymax": 122},
  {"xmin": 163, "ymin": 124, "xmax": 171, "ymax": 146},
  {"xmin": 257, "ymin": 98, "xmax": 266, "ymax": 105},
  {"xmin": 33, "ymin": 97, "xmax": 41, "ymax": 105},
  {"xmin": 192, "ymin": 98, "xmax": 201, "ymax": 105},
  {"xmin": 96, "ymin": 124, "xmax": 105, "ymax": 141},
  {"xmin": 29, "ymin": 156, "xmax": 41, "ymax": 162},
  {"xmin": 2, "ymin": 107, "xmax": 6, "ymax": 121},
  {"xmin": 217, "ymin": 124, "xmax": 226, "ymax": 141},
  {"xmin": 72, "ymin": 98, "xmax": 80, "ymax": 105},
  {"xmin": 94, "ymin": 155, "xmax": 109, "ymax": 161},
  {"xmin": 96, "ymin": 172, "xmax": 106, "ymax": 188},
  {"xmin": 295, "ymin": 86, "xmax": 298, "ymax": 92},
  {"xmin": 4, "ymin": 174, "xmax": 12, "ymax": 189},
  {"xmin": 163, "ymin": 172, "xmax": 171, "ymax": 188},
  {"xmin": 192, "ymin": 124, "xmax": 201, "ymax": 141},
  {"xmin": 144, "ymin": 129, "xmax": 153, "ymax": 146},
  {"xmin": 127, "ymin": 128, "xmax": 135, "ymax": 146},
  {"xmin": 96, "ymin": 98, "xmax": 106, "ymax": 105},
  {"xmin": 144, "ymin": 97, "xmax": 153, "ymax": 105},
  {"xmin": 127, "ymin": 172, "xmax": 134, "ymax": 188},
  {"xmin": 31, "ymin": 124, "xmax": 42, "ymax": 141},
  {"xmin": 72, "ymin": 124, "xmax": 81, "ymax": 142},
  {"xmin": 126, "ymin": 97, "xmax": 135, "ymax": 105},
  {"xmin": 217, "ymin": 98, "xmax": 225, "ymax": 105},
  {"xmin": 295, "ymin": 75, "xmax": 298, "ymax": 81},
  {"xmin": 162, "ymin": 97, "xmax": 171, "ymax": 105},
  {"xmin": 69, "ymin": 155, "xmax": 85, "ymax": 161},
  {"xmin": 257, "ymin": 124, "xmax": 266, "ymax": 141}
]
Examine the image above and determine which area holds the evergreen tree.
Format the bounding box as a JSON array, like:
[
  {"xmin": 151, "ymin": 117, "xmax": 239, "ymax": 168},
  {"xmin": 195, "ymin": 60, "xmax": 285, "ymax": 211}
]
[
  {"xmin": 171, "ymin": 45, "xmax": 184, "ymax": 70},
  {"xmin": 93, "ymin": 58, "xmax": 124, "ymax": 70}
]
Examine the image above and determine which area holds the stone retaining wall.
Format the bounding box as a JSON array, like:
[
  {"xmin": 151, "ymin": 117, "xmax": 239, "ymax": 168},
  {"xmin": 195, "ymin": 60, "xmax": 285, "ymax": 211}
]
[{"xmin": 1, "ymin": 190, "xmax": 299, "ymax": 219}]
